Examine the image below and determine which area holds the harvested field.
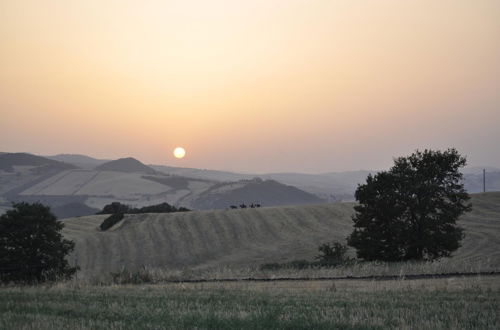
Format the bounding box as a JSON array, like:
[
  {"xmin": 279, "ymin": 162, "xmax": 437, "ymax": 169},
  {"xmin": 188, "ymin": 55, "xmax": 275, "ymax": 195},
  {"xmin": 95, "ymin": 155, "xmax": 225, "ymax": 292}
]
[
  {"xmin": 1, "ymin": 275, "xmax": 498, "ymax": 329},
  {"xmin": 62, "ymin": 192, "xmax": 500, "ymax": 279}
]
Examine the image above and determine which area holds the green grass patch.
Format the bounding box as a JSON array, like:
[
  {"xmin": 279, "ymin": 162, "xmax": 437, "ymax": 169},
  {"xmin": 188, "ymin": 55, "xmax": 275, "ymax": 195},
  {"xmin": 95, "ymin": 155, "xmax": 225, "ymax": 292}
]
[{"xmin": 0, "ymin": 285, "xmax": 498, "ymax": 329}]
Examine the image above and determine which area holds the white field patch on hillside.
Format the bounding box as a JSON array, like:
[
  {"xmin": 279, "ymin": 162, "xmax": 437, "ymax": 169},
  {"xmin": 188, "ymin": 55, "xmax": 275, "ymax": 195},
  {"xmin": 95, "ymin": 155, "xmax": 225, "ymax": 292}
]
[
  {"xmin": 207, "ymin": 182, "xmax": 247, "ymax": 194},
  {"xmin": 187, "ymin": 180, "xmax": 213, "ymax": 193},
  {"xmin": 20, "ymin": 170, "xmax": 172, "ymax": 198},
  {"xmin": 20, "ymin": 170, "xmax": 96, "ymax": 195},
  {"xmin": 77, "ymin": 172, "xmax": 169, "ymax": 198}
]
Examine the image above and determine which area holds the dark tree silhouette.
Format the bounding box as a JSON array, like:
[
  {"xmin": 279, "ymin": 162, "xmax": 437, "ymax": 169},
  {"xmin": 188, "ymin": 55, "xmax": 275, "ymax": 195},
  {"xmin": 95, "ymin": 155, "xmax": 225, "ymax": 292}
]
[
  {"xmin": 97, "ymin": 202, "xmax": 189, "ymax": 215},
  {"xmin": 100, "ymin": 212, "xmax": 124, "ymax": 231},
  {"xmin": 347, "ymin": 149, "xmax": 471, "ymax": 261},
  {"xmin": 0, "ymin": 202, "xmax": 77, "ymax": 283}
]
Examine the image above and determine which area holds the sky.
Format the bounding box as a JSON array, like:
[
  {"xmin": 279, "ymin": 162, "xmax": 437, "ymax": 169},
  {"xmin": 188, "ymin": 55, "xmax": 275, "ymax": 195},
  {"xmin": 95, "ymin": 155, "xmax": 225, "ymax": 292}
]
[{"xmin": 1, "ymin": 0, "xmax": 499, "ymax": 173}]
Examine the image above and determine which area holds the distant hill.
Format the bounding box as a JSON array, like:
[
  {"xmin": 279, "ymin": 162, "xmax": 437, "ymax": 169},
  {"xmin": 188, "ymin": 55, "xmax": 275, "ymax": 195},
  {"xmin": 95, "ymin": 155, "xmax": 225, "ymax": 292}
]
[
  {"xmin": 46, "ymin": 154, "xmax": 109, "ymax": 169},
  {"xmin": 151, "ymin": 164, "xmax": 252, "ymax": 182},
  {"xmin": 0, "ymin": 152, "xmax": 76, "ymax": 173},
  {"xmin": 193, "ymin": 178, "xmax": 325, "ymax": 209},
  {"xmin": 464, "ymin": 171, "xmax": 500, "ymax": 193},
  {"xmin": 152, "ymin": 166, "xmax": 370, "ymax": 201},
  {"xmin": 2, "ymin": 152, "xmax": 498, "ymax": 219},
  {"xmin": 62, "ymin": 192, "xmax": 500, "ymax": 277},
  {"xmin": 95, "ymin": 157, "xmax": 156, "ymax": 174},
  {"xmin": 51, "ymin": 202, "xmax": 100, "ymax": 219}
]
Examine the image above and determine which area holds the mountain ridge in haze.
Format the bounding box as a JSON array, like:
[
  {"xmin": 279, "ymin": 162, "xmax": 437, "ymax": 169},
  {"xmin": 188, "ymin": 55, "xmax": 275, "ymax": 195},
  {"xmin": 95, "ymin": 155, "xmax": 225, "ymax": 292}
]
[
  {"xmin": 44, "ymin": 153, "xmax": 500, "ymax": 197},
  {"xmin": 0, "ymin": 153, "xmax": 328, "ymax": 218}
]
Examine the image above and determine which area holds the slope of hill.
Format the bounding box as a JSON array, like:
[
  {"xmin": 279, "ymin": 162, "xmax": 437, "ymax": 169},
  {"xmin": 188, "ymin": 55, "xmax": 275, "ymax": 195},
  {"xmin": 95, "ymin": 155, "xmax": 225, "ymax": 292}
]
[
  {"xmin": 0, "ymin": 153, "xmax": 80, "ymax": 212},
  {"xmin": 46, "ymin": 154, "xmax": 109, "ymax": 169},
  {"xmin": 0, "ymin": 152, "xmax": 76, "ymax": 173},
  {"xmin": 464, "ymin": 171, "xmax": 500, "ymax": 193},
  {"xmin": 152, "ymin": 164, "xmax": 251, "ymax": 182},
  {"xmin": 2, "ymin": 166, "xmax": 325, "ymax": 217},
  {"xmin": 62, "ymin": 192, "xmax": 500, "ymax": 277},
  {"xmin": 95, "ymin": 157, "xmax": 156, "ymax": 174},
  {"xmin": 193, "ymin": 178, "xmax": 325, "ymax": 209}
]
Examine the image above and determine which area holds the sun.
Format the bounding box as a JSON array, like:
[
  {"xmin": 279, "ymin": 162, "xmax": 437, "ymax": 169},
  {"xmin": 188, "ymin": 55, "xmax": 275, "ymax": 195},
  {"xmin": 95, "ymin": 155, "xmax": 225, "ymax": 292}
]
[{"xmin": 173, "ymin": 147, "xmax": 186, "ymax": 159}]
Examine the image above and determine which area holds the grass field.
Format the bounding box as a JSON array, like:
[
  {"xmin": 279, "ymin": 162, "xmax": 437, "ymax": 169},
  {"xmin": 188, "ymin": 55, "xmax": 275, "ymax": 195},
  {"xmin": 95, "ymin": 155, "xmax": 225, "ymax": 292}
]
[
  {"xmin": 2, "ymin": 193, "xmax": 500, "ymax": 329},
  {"xmin": 62, "ymin": 192, "xmax": 500, "ymax": 280},
  {"xmin": 1, "ymin": 276, "xmax": 498, "ymax": 329}
]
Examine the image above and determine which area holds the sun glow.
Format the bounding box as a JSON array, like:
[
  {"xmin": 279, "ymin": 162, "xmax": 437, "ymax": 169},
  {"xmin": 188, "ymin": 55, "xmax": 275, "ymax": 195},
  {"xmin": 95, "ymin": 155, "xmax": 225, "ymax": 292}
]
[{"xmin": 173, "ymin": 147, "xmax": 186, "ymax": 159}]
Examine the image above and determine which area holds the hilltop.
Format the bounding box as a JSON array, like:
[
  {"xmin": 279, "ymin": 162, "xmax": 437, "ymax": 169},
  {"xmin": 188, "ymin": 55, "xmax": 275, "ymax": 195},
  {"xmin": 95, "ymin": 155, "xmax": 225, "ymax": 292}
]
[
  {"xmin": 192, "ymin": 178, "xmax": 324, "ymax": 210},
  {"xmin": 62, "ymin": 192, "xmax": 500, "ymax": 278},
  {"xmin": 95, "ymin": 157, "xmax": 157, "ymax": 174}
]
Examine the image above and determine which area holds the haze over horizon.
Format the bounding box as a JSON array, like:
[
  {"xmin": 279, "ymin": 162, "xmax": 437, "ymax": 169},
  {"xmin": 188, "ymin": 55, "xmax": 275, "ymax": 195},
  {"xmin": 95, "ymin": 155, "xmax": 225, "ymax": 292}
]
[{"xmin": 1, "ymin": 0, "xmax": 499, "ymax": 173}]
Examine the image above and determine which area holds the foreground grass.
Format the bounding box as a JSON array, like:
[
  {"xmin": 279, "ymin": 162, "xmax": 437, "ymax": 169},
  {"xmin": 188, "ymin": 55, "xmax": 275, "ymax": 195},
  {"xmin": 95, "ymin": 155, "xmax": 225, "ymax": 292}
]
[{"xmin": 1, "ymin": 279, "xmax": 498, "ymax": 329}]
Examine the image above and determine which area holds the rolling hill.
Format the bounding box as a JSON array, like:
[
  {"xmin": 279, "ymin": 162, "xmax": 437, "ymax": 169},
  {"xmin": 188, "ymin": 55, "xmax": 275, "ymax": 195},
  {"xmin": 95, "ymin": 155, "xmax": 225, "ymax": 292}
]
[
  {"xmin": 2, "ymin": 152, "xmax": 499, "ymax": 219},
  {"xmin": 94, "ymin": 157, "xmax": 157, "ymax": 174},
  {"xmin": 0, "ymin": 152, "xmax": 76, "ymax": 173},
  {"xmin": 62, "ymin": 192, "xmax": 500, "ymax": 278},
  {"xmin": 192, "ymin": 178, "xmax": 324, "ymax": 210},
  {"xmin": 46, "ymin": 154, "xmax": 109, "ymax": 169},
  {"xmin": 0, "ymin": 153, "xmax": 327, "ymax": 217}
]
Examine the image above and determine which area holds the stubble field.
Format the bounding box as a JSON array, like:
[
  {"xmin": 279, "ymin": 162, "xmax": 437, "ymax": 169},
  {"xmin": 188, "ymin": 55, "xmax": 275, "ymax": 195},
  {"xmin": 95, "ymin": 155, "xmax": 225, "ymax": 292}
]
[
  {"xmin": 1, "ymin": 275, "xmax": 498, "ymax": 329},
  {"xmin": 1, "ymin": 193, "xmax": 499, "ymax": 329}
]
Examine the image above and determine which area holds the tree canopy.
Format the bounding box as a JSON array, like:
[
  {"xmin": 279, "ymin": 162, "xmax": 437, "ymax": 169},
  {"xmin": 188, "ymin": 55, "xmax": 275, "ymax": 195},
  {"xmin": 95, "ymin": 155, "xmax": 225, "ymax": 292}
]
[
  {"xmin": 347, "ymin": 149, "xmax": 471, "ymax": 261},
  {"xmin": 0, "ymin": 202, "xmax": 77, "ymax": 283},
  {"xmin": 97, "ymin": 202, "xmax": 189, "ymax": 215}
]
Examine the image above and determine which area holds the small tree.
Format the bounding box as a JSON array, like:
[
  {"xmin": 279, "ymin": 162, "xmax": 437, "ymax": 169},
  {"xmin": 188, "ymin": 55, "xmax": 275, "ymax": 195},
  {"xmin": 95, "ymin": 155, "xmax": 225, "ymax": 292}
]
[
  {"xmin": 347, "ymin": 149, "xmax": 471, "ymax": 261},
  {"xmin": 315, "ymin": 241, "xmax": 350, "ymax": 266},
  {"xmin": 0, "ymin": 202, "xmax": 77, "ymax": 283}
]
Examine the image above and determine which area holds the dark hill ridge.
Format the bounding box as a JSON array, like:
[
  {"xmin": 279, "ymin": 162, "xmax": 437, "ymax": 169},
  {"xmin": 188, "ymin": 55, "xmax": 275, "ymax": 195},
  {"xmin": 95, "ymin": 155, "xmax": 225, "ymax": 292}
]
[
  {"xmin": 0, "ymin": 152, "xmax": 76, "ymax": 172},
  {"xmin": 94, "ymin": 157, "xmax": 156, "ymax": 174},
  {"xmin": 193, "ymin": 178, "xmax": 325, "ymax": 209}
]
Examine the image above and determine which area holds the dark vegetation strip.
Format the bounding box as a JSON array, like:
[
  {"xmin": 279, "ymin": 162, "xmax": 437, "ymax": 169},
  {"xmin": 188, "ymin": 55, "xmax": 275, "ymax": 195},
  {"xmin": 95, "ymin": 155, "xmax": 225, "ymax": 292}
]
[{"xmin": 162, "ymin": 271, "xmax": 500, "ymax": 283}]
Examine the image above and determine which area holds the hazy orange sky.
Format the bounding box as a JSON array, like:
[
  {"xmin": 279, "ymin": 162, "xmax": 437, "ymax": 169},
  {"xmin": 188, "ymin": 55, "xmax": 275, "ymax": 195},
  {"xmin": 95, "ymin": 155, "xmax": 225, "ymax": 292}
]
[{"xmin": 1, "ymin": 0, "xmax": 499, "ymax": 173}]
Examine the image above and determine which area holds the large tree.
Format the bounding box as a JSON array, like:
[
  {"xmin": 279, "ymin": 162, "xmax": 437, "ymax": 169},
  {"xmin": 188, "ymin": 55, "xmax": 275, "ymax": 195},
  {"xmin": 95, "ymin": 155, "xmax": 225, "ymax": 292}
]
[
  {"xmin": 0, "ymin": 202, "xmax": 77, "ymax": 283},
  {"xmin": 347, "ymin": 149, "xmax": 471, "ymax": 261}
]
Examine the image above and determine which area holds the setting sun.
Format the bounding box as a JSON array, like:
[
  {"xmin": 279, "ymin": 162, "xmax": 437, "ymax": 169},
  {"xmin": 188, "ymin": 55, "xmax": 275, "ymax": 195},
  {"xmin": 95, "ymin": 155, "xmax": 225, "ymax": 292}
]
[{"xmin": 173, "ymin": 147, "xmax": 186, "ymax": 159}]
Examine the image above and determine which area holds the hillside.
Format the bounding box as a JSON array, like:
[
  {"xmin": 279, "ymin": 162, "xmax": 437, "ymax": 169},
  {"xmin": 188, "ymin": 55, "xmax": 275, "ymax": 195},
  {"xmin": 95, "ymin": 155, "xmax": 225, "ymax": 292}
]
[
  {"xmin": 95, "ymin": 157, "xmax": 157, "ymax": 174},
  {"xmin": 0, "ymin": 152, "xmax": 76, "ymax": 173},
  {"xmin": 62, "ymin": 192, "xmax": 500, "ymax": 277},
  {"xmin": 192, "ymin": 178, "xmax": 325, "ymax": 209},
  {"xmin": 1, "ymin": 153, "xmax": 328, "ymax": 218},
  {"xmin": 46, "ymin": 154, "xmax": 109, "ymax": 169}
]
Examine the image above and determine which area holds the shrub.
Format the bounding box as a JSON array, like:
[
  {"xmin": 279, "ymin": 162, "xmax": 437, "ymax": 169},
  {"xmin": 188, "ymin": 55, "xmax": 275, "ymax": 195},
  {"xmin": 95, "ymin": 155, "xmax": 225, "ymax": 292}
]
[
  {"xmin": 315, "ymin": 242, "xmax": 351, "ymax": 266},
  {"xmin": 100, "ymin": 213, "xmax": 124, "ymax": 231},
  {"xmin": 110, "ymin": 266, "xmax": 154, "ymax": 284}
]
